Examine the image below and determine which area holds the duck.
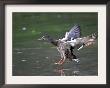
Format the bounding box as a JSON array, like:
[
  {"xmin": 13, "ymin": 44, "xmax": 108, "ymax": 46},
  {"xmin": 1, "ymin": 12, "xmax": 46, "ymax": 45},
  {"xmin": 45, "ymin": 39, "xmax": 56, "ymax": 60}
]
[{"xmin": 39, "ymin": 24, "xmax": 97, "ymax": 65}]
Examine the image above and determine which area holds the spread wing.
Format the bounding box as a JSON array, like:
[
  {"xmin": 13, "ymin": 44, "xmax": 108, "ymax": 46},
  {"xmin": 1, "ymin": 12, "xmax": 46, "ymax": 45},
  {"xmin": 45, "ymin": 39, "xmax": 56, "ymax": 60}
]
[{"xmin": 67, "ymin": 24, "xmax": 81, "ymax": 41}]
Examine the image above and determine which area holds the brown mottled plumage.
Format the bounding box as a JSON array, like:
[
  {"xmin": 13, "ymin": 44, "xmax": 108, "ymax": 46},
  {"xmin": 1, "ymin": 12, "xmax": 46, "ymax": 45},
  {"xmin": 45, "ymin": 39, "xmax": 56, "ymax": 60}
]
[
  {"xmin": 39, "ymin": 25, "xmax": 97, "ymax": 65},
  {"xmin": 40, "ymin": 35, "xmax": 77, "ymax": 65}
]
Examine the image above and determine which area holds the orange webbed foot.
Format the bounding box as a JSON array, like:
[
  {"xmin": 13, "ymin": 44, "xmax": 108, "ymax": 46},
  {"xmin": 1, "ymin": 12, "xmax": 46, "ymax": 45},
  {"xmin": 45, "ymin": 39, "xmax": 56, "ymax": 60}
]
[{"xmin": 54, "ymin": 58, "xmax": 65, "ymax": 65}]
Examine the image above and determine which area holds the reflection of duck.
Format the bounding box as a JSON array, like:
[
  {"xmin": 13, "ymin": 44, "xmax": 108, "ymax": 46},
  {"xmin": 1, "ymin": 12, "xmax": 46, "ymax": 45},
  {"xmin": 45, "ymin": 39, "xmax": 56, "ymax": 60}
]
[{"xmin": 40, "ymin": 24, "xmax": 97, "ymax": 65}]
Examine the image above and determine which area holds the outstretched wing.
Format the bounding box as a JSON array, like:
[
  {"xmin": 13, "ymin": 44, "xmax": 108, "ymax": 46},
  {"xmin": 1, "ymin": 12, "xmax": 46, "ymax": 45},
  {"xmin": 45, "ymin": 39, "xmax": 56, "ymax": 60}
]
[{"xmin": 67, "ymin": 24, "xmax": 81, "ymax": 41}]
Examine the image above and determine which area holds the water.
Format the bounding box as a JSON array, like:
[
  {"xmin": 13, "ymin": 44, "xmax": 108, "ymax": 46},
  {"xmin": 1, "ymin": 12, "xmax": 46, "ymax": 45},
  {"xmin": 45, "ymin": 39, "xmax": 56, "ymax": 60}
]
[{"xmin": 13, "ymin": 46, "xmax": 98, "ymax": 76}]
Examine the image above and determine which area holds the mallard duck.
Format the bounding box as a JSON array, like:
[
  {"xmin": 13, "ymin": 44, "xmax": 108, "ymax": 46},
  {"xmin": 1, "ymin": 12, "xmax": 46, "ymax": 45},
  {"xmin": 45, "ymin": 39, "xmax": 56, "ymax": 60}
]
[{"xmin": 39, "ymin": 24, "xmax": 97, "ymax": 65}]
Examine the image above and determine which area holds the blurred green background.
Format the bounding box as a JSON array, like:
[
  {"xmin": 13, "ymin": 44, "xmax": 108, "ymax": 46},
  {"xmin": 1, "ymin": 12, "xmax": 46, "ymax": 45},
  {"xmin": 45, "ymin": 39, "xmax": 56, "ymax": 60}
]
[
  {"xmin": 13, "ymin": 13, "xmax": 98, "ymax": 48},
  {"xmin": 12, "ymin": 13, "xmax": 98, "ymax": 76}
]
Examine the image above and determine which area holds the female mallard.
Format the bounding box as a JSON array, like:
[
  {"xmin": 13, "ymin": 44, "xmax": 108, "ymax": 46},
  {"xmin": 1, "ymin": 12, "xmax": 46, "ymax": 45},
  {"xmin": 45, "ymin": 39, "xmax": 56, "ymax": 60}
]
[{"xmin": 40, "ymin": 24, "xmax": 97, "ymax": 65}]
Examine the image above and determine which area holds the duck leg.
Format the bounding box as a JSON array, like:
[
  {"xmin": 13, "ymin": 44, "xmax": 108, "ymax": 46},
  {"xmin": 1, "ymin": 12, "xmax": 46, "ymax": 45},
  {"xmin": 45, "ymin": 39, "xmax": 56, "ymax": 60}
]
[{"xmin": 55, "ymin": 58, "xmax": 65, "ymax": 65}]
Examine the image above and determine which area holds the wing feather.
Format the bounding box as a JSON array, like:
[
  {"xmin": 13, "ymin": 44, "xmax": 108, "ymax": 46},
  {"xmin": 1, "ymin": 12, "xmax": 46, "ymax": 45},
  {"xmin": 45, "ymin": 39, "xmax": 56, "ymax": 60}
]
[{"xmin": 67, "ymin": 24, "xmax": 81, "ymax": 41}]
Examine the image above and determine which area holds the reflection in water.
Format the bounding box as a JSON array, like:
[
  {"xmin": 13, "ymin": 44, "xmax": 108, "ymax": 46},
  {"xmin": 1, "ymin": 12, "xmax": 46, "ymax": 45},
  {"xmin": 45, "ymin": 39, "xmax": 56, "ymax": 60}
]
[{"xmin": 54, "ymin": 59, "xmax": 80, "ymax": 76}]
